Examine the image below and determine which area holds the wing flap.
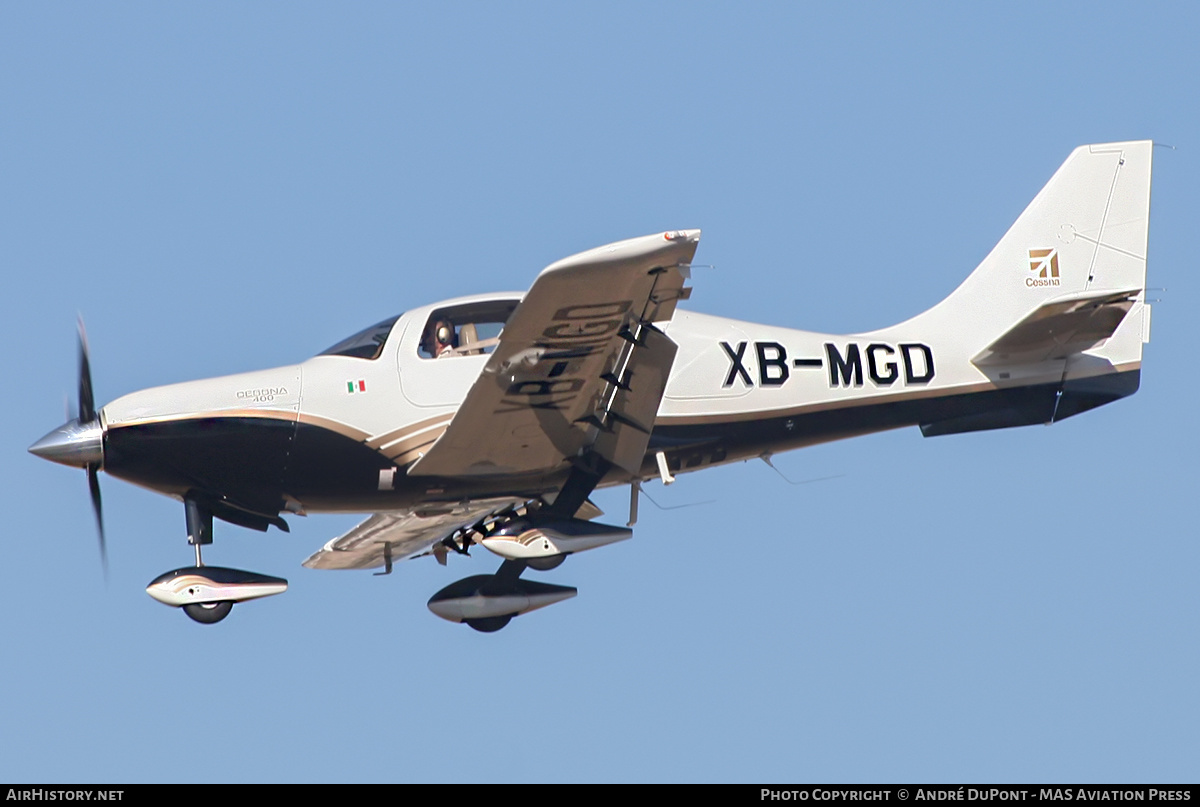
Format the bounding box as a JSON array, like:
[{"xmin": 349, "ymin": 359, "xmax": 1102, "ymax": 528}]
[
  {"xmin": 591, "ymin": 323, "xmax": 678, "ymax": 474},
  {"xmin": 972, "ymin": 288, "xmax": 1140, "ymax": 367},
  {"xmin": 408, "ymin": 231, "xmax": 699, "ymax": 478},
  {"xmin": 301, "ymin": 498, "xmax": 522, "ymax": 570}
]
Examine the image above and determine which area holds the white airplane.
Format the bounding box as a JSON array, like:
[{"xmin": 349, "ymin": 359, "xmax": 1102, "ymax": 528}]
[{"xmin": 30, "ymin": 140, "xmax": 1154, "ymax": 631}]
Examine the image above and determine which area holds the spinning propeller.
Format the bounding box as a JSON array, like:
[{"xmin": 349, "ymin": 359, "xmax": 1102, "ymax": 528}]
[{"xmin": 29, "ymin": 319, "xmax": 107, "ymax": 572}]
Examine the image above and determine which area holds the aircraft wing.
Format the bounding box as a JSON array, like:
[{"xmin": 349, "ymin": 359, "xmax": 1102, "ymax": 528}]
[
  {"xmin": 972, "ymin": 287, "xmax": 1141, "ymax": 366},
  {"xmin": 301, "ymin": 497, "xmax": 526, "ymax": 570},
  {"xmin": 407, "ymin": 230, "xmax": 699, "ymax": 478},
  {"xmin": 301, "ymin": 498, "xmax": 605, "ymax": 571}
]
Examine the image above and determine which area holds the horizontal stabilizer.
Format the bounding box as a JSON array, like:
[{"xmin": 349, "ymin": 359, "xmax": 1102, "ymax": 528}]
[{"xmin": 971, "ymin": 288, "xmax": 1140, "ymax": 367}]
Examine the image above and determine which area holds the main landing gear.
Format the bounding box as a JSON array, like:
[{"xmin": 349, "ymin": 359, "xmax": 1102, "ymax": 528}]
[
  {"xmin": 427, "ymin": 559, "xmax": 578, "ymax": 633},
  {"xmin": 144, "ymin": 498, "xmax": 288, "ymax": 624}
]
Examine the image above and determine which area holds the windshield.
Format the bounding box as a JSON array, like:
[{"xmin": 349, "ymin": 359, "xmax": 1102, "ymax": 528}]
[{"xmin": 319, "ymin": 315, "xmax": 400, "ymax": 360}]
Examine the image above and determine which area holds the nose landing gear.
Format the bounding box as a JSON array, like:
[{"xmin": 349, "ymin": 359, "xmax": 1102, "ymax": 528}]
[{"xmin": 144, "ymin": 497, "xmax": 288, "ymax": 624}]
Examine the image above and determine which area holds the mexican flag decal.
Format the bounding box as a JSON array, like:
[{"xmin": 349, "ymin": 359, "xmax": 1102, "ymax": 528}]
[{"xmin": 347, "ymin": 380, "xmax": 366, "ymax": 393}]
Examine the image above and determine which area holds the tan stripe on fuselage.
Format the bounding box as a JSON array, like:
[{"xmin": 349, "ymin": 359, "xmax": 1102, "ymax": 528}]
[
  {"xmin": 105, "ymin": 407, "xmax": 299, "ymax": 430},
  {"xmin": 365, "ymin": 413, "xmax": 454, "ymax": 450},
  {"xmin": 104, "ymin": 407, "xmax": 374, "ymax": 444},
  {"xmin": 381, "ymin": 427, "xmax": 449, "ymax": 462}
]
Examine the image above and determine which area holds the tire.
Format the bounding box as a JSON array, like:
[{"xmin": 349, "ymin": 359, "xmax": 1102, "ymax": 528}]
[
  {"xmin": 527, "ymin": 554, "xmax": 566, "ymax": 572},
  {"xmin": 183, "ymin": 601, "xmax": 233, "ymax": 624},
  {"xmin": 464, "ymin": 615, "xmax": 512, "ymax": 633}
]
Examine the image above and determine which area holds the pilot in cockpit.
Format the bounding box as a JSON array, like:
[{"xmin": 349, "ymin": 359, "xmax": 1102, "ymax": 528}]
[{"xmin": 422, "ymin": 317, "xmax": 458, "ymax": 358}]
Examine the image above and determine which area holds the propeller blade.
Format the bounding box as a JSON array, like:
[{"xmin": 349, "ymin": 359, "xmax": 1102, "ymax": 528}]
[
  {"xmin": 87, "ymin": 464, "xmax": 107, "ymax": 575},
  {"xmin": 77, "ymin": 317, "xmax": 95, "ymax": 424}
]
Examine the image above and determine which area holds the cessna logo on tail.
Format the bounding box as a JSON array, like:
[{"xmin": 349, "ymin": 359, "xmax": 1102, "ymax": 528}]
[
  {"xmin": 1028, "ymin": 248, "xmax": 1061, "ymax": 287},
  {"xmin": 721, "ymin": 341, "xmax": 935, "ymax": 389}
]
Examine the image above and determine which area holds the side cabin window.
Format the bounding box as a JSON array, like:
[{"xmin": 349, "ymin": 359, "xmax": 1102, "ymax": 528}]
[
  {"xmin": 419, "ymin": 299, "xmax": 519, "ymax": 359},
  {"xmin": 319, "ymin": 315, "xmax": 401, "ymax": 360}
]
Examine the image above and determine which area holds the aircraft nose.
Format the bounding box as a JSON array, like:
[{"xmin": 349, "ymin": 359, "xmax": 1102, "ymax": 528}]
[{"xmin": 29, "ymin": 418, "xmax": 104, "ymax": 468}]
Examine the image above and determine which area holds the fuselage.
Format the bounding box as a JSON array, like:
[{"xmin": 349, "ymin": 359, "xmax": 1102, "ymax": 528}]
[{"xmin": 96, "ymin": 290, "xmax": 1141, "ymax": 526}]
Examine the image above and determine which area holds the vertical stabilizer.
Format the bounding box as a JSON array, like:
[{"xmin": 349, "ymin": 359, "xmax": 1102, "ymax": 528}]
[
  {"xmin": 869, "ymin": 141, "xmax": 1154, "ymax": 436},
  {"xmin": 897, "ymin": 141, "xmax": 1152, "ymax": 351}
]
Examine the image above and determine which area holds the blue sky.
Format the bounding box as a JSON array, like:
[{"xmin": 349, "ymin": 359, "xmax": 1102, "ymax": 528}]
[{"xmin": 2, "ymin": 2, "xmax": 1197, "ymax": 783}]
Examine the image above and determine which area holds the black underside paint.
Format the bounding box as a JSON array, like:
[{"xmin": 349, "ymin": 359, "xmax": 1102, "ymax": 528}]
[
  {"xmin": 645, "ymin": 371, "xmax": 1140, "ymax": 475},
  {"xmin": 285, "ymin": 421, "xmax": 395, "ymax": 498},
  {"xmin": 104, "ymin": 370, "xmax": 1139, "ymax": 525},
  {"xmin": 1055, "ymin": 367, "xmax": 1140, "ymax": 422},
  {"xmin": 105, "ymin": 417, "xmax": 293, "ymax": 516}
]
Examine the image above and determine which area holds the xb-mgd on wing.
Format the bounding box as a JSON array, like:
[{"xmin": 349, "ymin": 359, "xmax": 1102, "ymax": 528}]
[{"xmin": 30, "ymin": 141, "xmax": 1156, "ymax": 630}]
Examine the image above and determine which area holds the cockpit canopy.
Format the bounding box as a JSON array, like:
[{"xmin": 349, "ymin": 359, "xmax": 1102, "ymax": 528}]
[{"xmin": 318, "ymin": 297, "xmax": 520, "ymax": 361}]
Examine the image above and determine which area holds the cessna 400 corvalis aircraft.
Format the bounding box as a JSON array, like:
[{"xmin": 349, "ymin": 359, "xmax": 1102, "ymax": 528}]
[{"xmin": 31, "ymin": 140, "xmax": 1154, "ymax": 631}]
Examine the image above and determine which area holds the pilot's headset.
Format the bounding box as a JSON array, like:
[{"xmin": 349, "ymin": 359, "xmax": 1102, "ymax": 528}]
[{"xmin": 431, "ymin": 319, "xmax": 457, "ymax": 355}]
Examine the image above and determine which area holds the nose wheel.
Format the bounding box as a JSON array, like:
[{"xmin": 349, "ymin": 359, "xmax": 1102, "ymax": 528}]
[
  {"xmin": 144, "ymin": 497, "xmax": 288, "ymax": 624},
  {"xmin": 183, "ymin": 600, "xmax": 233, "ymax": 624}
]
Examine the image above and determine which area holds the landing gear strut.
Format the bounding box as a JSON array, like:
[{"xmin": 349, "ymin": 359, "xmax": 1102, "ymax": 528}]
[{"xmin": 181, "ymin": 498, "xmax": 234, "ymax": 624}]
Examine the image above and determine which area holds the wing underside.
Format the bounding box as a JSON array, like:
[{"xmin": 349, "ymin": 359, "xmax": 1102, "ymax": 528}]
[
  {"xmin": 302, "ymin": 497, "xmax": 606, "ymax": 571},
  {"xmin": 301, "ymin": 498, "xmax": 524, "ymax": 570}
]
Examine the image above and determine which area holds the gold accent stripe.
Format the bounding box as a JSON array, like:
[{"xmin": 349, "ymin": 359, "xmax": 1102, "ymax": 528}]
[
  {"xmin": 105, "ymin": 408, "xmax": 374, "ymax": 443},
  {"xmin": 295, "ymin": 412, "xmax": 372, "ymax": 442},
  {"xmin": 391, "ymin": 446, "xmax": 434, "ymax": 467},
  {"xmin": 366, "ymin": 413, "xmax": 454, "ymax": 449},
  {"xmin": 108, "ymin": 408, "xmax": 299, "ymax": 429},
  {"xmin": 382, "ymin": 426, "xmax": 448, "ymax": 461},
  {"xmin": 377, "ymin": 419, "xmax": 451, "ymax": 453},
  {"xmin": 105, "ymin": 408, "xmax": 456, "ymax": 453}
]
